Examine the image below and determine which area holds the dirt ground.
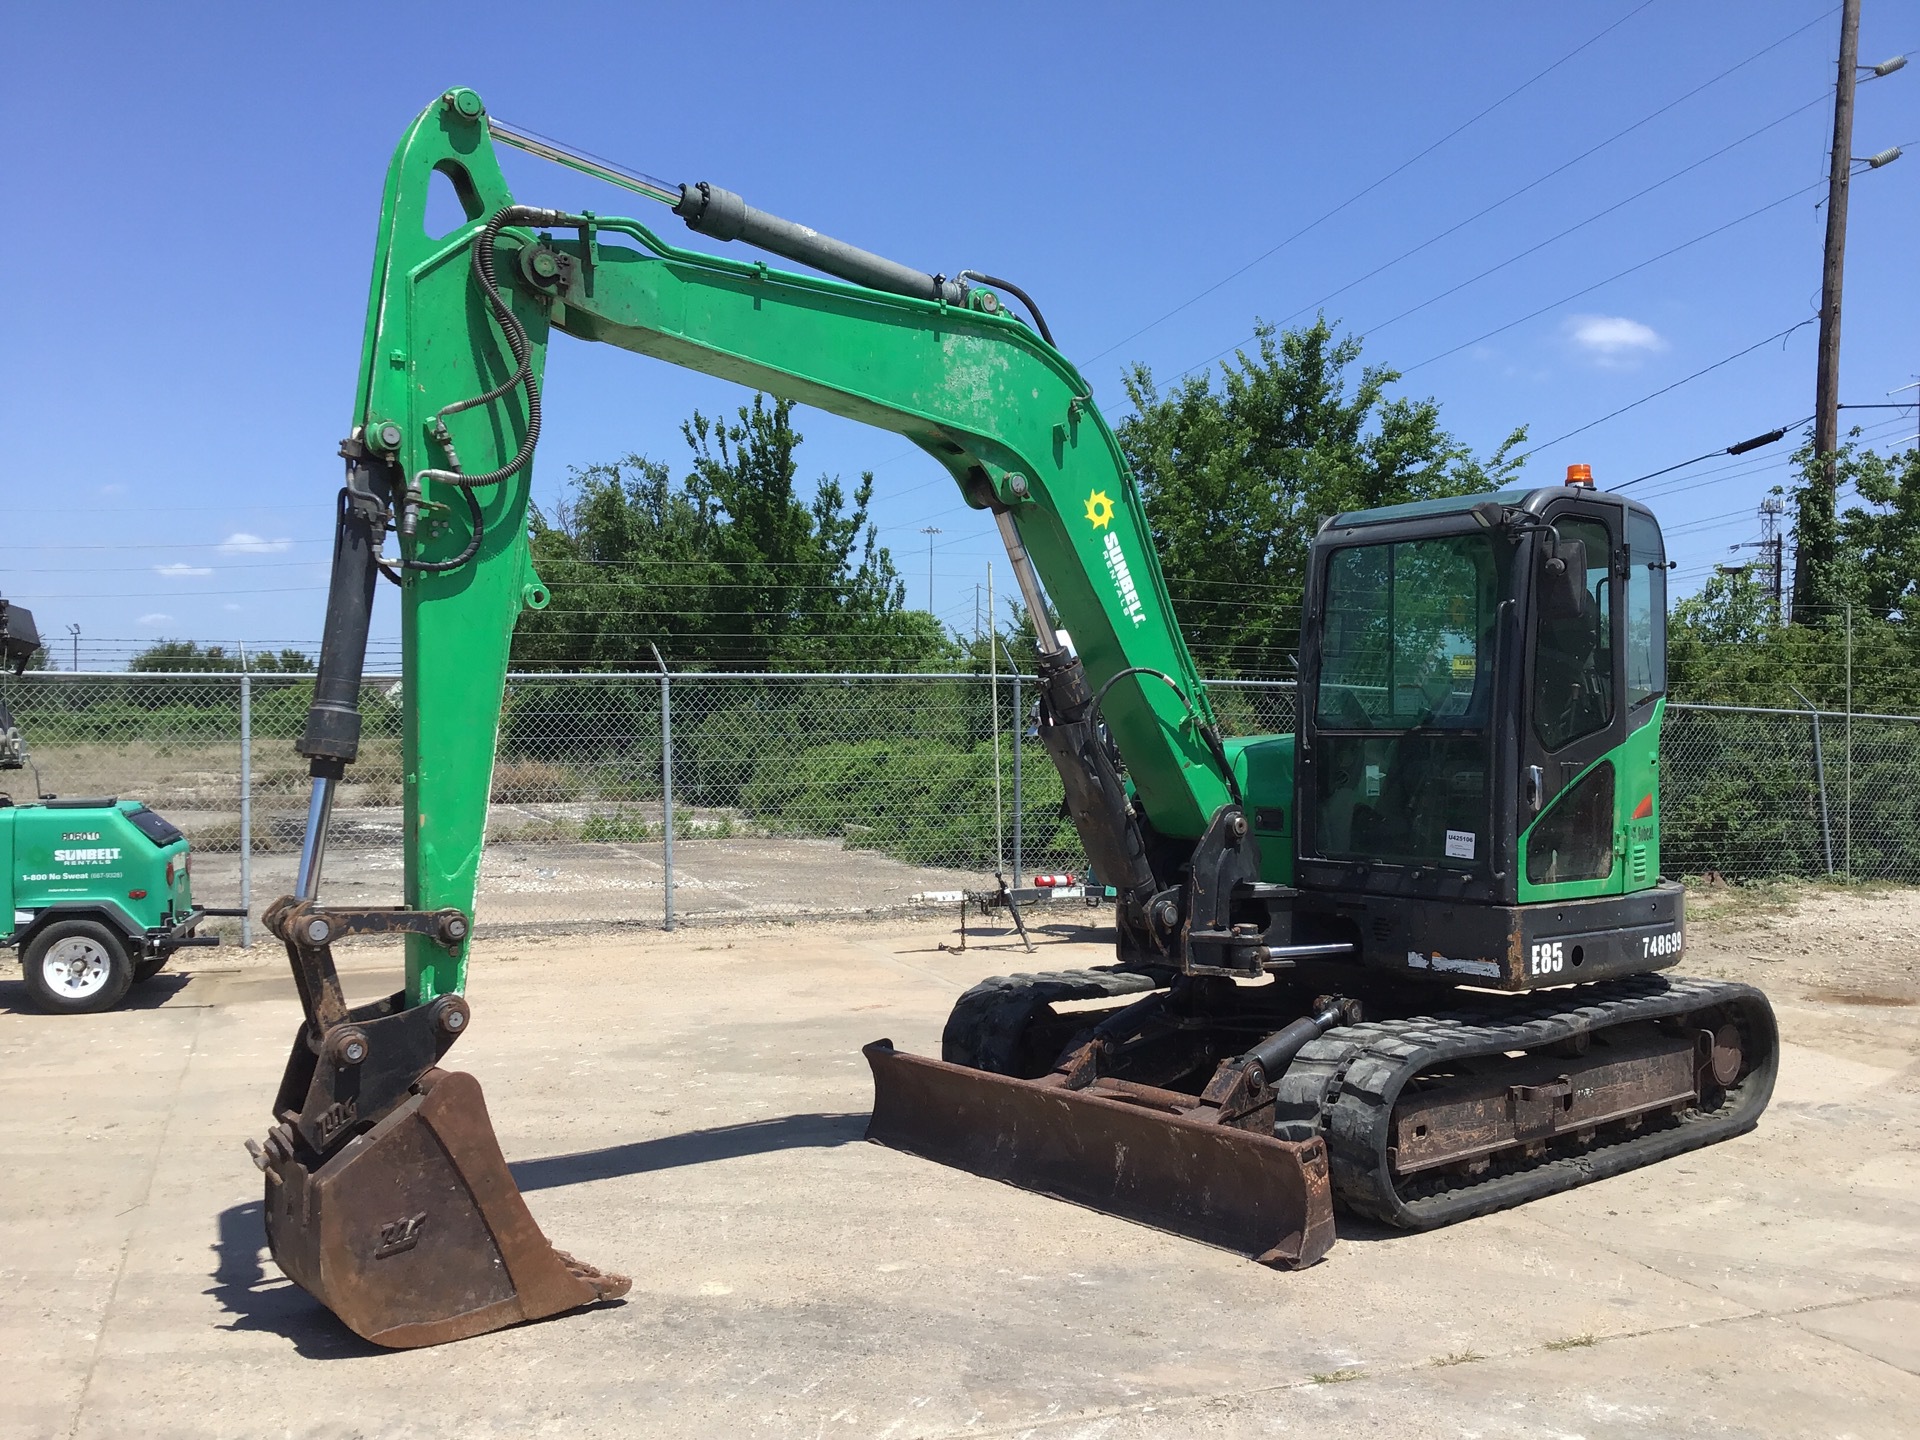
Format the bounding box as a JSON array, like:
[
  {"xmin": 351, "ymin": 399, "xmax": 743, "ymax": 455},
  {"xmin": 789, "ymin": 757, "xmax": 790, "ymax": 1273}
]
[{"xmin": 1, "ymin": 883, "xmax": 1915, "ymax": 1438}]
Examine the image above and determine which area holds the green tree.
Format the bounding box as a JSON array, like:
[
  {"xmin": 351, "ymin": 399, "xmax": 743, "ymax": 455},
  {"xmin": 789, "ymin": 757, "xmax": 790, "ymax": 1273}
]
[
  {"xmin": 129, "ymin": 640, "xmax": 312, "ymax": 673},
  {"xmin": 1118, "ymin": 318, "xmax": 1526, "ymax": 675},
  {"xmin": 513, "ymin": 394, "xmax": 952, "ymax": 671},
  {"xmin": 1671, "ymin": 434, "xmax": 1920, "ymax": 712}
]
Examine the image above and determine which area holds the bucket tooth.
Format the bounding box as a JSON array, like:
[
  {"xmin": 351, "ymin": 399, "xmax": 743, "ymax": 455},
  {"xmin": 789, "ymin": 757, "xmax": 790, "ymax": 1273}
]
[
  {"xmin": 263, "ymin": 1068, "xmax": 630, "ymax": 1348},
  {"xmin": 863, "ymin": 1040, "xmax": 1335, "ymax": 1269}
]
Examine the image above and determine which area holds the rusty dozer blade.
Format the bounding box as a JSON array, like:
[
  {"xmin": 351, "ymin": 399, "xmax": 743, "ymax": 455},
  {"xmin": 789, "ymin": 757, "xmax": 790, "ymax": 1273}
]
[
  {"xmin": 863, "ymin": 1040, "xmax": 1335, "ymax": 1269},
  {"xmin": 250, "ymin": 899, "xmax": 629, "ymax": 1348}
]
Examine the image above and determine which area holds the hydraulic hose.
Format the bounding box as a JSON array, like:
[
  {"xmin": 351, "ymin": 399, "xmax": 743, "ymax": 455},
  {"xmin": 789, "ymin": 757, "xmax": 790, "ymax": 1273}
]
[
  {"xmin": 1088, "ymin": 666, "xmax": 1242, "ymax": 806},
  {"xmin": 404, "ymin": 204, "xmax": 582, "ymax": 573},
  {"xmin": 958, "ymin": 270, "xmax": 1054, "ymax": 347}
]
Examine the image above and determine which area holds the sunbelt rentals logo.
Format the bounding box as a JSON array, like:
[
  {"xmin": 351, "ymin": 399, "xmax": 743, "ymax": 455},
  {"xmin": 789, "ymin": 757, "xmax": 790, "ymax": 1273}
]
[
  {"xmin": 54, "ymin": 846, "xmax": 122, "ymax": 865},
  {"xmin": 1084, "ymin": 489, "xmax": 1144, "ymax": 627}
]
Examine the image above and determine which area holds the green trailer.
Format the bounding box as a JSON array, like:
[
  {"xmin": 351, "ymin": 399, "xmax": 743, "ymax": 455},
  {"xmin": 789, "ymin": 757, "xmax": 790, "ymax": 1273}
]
[{"xmin": 0, "ymin": 797, "xmax": 240, "ymax": 1013}]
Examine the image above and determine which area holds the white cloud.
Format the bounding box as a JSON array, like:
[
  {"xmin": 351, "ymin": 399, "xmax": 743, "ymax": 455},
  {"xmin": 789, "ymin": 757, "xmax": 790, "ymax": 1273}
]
[
  {"xmin": 1565, "ymin": 314, "xmax": 1666, "ymax": 365},
  {"xmin": 223, "ymin": 603, "xmax": 243, "ymax": 612},
  {"xmin": 138, "ymin": 613, "xmax": 174, "ymax": 626},
  {"xmin": 154, "ymin": 562, "xmax": 213, "ymax": 578},
  {"xmin": 101, "ymin": 483, "xmax": 127, "ymax": 495},
  {"xmin": 219, "ymin": 532, "xmax": 292, "ymax": 555}
]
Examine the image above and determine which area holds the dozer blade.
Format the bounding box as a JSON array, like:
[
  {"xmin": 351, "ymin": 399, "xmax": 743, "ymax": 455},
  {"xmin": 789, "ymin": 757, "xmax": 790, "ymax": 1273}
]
[
  {"xmin": 864, "ymin": 1041, "xmax": 1335, "ymax": 1268},
  {"xmin": 262, "ymin": 1068, "xmax": 630, "ymax": 1348}
]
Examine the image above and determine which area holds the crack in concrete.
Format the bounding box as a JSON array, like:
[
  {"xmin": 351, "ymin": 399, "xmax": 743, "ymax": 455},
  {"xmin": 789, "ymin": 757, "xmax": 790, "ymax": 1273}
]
[{"xmin": 932, "ymin": 1285, "xmax": 1920, "ymax": 1440}]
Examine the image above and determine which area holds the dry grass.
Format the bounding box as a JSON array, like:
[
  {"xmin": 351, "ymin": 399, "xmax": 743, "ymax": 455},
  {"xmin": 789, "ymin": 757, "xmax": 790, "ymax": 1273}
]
[{"xmin": 491, "ymin": 759, "xmax": 582, "ymax": 803}]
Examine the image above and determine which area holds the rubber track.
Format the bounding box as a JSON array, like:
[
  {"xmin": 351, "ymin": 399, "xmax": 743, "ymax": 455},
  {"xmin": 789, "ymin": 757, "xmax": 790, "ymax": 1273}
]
[
  {"xmin": 1270, "ymin": 974, "xmax": 1778, "ymax": 1229},
  {"xmin": 941, "ymin": 966, "xmax": 1166, "ymax": 1073}
]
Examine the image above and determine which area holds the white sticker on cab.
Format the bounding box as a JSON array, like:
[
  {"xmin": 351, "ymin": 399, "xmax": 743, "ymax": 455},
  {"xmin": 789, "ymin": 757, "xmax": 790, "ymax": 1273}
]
[{"xmin": 1444, "ymin": 829, "xmax": 1476, "ymax": 860}]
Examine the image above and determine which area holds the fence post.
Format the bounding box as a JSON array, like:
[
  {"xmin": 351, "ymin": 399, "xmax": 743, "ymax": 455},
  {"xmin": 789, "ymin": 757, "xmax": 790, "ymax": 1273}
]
[
  {"xmin": 239, "ymin": 668, "xmax": 252, "ymax": 947},
  {"xmin": 1791, "ymin": 686, "xmax": 1835, "ymax": 876},
  {"xmin": 1011, "ymin": 666, "xmax": 1023, "ymax": 884},
  {"xmin": 652, "ymin": 647, "xmax": 675, "ymax": 931}
]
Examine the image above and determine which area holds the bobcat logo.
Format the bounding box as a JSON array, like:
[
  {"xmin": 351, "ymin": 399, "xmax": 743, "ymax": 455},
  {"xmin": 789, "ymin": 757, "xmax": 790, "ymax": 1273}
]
[{"xmin": 375, "ymin": 1212, "xmax": 428, "ymax": 1259}]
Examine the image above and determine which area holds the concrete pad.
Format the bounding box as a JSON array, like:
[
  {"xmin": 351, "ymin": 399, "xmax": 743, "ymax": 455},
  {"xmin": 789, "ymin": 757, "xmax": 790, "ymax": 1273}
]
[{"xmin": 3, "ymin": 905, "xmax": 1918, "ymax": 1438}]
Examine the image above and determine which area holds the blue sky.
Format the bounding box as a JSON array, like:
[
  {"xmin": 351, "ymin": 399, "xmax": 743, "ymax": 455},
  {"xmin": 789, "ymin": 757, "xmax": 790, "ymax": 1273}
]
[{"xmin": 5, "ymin": 1, "xmax": 1915, "ymax": 670}]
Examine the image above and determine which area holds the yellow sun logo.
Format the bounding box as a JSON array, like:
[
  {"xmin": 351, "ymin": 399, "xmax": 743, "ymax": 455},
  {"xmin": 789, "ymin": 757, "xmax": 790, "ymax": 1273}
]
[{"xmin": 1084, "ymin": 489, "xmax": 1115, "ymax": 529}]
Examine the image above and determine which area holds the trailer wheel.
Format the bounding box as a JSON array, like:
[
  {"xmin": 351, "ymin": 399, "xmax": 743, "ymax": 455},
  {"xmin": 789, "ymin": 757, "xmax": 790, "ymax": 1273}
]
[{"xmin": 22, "ymin": 920, "xmax": 134, "ymax": 1014}]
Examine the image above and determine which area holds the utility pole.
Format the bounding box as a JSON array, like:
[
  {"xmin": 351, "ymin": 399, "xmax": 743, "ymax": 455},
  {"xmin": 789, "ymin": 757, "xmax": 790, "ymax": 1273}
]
[
  {"xmin": 1796, "ymin": 0, "xmax": 1860, "ymax": 622},
  {"xmin": 66, "ymin": 623, "xmax": 80, "ymax": 672},
  {"xmin": 919, "ymin": 527, "xmax": 941, "ymax": 613}
]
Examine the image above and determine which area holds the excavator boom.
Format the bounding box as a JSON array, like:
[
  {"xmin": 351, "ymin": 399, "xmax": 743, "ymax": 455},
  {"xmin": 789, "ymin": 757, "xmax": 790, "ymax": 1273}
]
[{"xmin": 255, "ymin": 87, "xmax": 1323, "ymax": 1347}]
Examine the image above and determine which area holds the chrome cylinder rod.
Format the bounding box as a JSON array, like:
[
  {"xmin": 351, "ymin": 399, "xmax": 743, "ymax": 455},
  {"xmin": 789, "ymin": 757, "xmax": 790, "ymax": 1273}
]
[
  {"xmin": 294, "ymin": 776, "xmax": 337, "ymax": 901},
  {"xmin": 993, "ymin": 509, "xmax": 1067, "ymax": 659},
  {"xmin": 488, "ymin": 119, "xmax": 682, "ymax": 207}
]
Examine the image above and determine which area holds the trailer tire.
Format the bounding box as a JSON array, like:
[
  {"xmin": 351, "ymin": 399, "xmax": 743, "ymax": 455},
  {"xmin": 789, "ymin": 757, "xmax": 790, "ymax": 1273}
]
[{"xmin": 22, "ymin": 920, "xmax": 135, "ymax": 1014}]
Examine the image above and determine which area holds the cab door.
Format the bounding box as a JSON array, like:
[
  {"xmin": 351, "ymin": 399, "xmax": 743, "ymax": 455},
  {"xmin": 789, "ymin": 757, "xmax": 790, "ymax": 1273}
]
[{"xmin": 1518, "ymin": 500, "xmax": 1627, "ymax": 901}]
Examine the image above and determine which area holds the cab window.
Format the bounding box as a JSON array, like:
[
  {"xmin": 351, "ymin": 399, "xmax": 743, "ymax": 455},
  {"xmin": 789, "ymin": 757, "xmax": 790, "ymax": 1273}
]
[
  {"xmin": 1526, "ymin": 761, "xmax": 1615, "ymax": 884},
  {"xmin": 1626, "ymin": 510, "xmax": 1666, "ymax": 708},
  {"xmin": 1532, "ymin": 517, "xmax": 1613, "ymax": 752}
]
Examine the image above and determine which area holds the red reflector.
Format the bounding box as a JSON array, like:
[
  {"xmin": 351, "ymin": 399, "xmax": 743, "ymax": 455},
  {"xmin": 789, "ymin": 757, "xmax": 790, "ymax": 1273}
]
[
  {"xmin": 165, "ymin": 860, "xmax": 175, "ymax": 885},
  {"xmin": 1631, "ymin": 794, "xmax": 1654, "ymax": 820},
  {"xmin": 128, "ymin": 889, "xmax": 148, "ymax": 900}
]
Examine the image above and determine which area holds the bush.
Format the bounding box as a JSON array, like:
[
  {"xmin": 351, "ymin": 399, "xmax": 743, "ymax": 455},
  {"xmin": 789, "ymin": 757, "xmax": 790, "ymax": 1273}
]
[{"xmin": 742, "ymin": 737, "xmax": 1076, "ymax": 870}]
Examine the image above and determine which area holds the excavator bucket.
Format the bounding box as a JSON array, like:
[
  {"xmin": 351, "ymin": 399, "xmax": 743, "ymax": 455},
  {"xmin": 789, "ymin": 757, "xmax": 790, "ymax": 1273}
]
[
  {"xmin": 864, "ymin": 1041, "xmax": 1335, "ymax": 1268},
  {"xmin": 260, "ymin": 1067, "xmax": 630, "ymax": 1348},
  {"xmin": 250, "ymin": 900, "xmax": 628, "ymax": 1348}
]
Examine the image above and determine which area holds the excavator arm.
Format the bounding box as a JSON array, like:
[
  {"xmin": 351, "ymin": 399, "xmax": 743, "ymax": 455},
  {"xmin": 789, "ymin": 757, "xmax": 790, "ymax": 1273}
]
[
  {"xmin": 254, "ymin": 89, "xmax": 1320, "ymax": 1349},
  {"xmin": 300, "ymin": 87, "xmax": 1256, "ymax": 1006}
]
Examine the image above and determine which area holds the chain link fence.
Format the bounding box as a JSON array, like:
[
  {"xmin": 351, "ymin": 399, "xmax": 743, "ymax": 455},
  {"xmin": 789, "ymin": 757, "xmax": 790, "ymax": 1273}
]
[{"xmin": 3, "ymin": 672, "xmax": 1912, "ymax": 940}]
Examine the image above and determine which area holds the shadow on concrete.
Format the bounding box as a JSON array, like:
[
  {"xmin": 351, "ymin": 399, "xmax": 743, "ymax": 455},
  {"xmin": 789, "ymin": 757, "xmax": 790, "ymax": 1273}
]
[
  {"xmin": 0, "ymin": 969, "xmax": 198, "ymax": 1014},
  {"xmin": 208, "ymin": 1200, "xmax": 388, "ymax": 1359},
  {"xmin": 511, "ymin": 1111, "xmax": 869, "ymax": 1192}
]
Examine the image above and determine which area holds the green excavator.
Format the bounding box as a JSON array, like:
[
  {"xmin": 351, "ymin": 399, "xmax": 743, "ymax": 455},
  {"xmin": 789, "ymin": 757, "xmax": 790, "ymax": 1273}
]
[{"xmin": 249, "ymin": 88, "xmax": 1776, "ymax": 1347}]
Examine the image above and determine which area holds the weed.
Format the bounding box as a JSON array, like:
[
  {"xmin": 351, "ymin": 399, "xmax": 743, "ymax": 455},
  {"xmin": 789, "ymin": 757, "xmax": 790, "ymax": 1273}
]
[
  {"xmin": 1430, "ymin": 1351, "xmax": 1483, "ymax": 1367},
  {"xmin": 1308, "ymin": 1369, "xmax": 1363, "ymax": 1385},
  {"xmin": 1543, "ymin": 1334, "xmax": 1596, "ymax": 1351},
  {"xmin": 580, "ymin": 811, "xmax": 658, "ymax": 843}
]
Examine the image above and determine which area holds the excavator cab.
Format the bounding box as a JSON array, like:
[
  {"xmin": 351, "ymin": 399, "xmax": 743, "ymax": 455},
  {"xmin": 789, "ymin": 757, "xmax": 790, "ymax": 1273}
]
[{"xmin": 1289, "ymin": 480, "xmax": 1680, "ymax": 989}]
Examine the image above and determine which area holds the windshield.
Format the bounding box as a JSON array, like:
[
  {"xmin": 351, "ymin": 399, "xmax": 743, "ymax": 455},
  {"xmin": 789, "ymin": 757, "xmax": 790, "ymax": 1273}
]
[
  {"xmin": 1312, "ymin": 532, "xmax": 1502, "ymax": 870},
  {"xmin": 1317, "ymin": 534, "xmax": 1501, "ymax": 730}
]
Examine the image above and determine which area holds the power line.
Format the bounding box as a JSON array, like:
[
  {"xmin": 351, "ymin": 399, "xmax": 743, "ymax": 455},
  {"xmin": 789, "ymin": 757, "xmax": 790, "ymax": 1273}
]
[
  {"xmin": 1364, "ymin": 95, "xmax": 1830, "ymax": 338},
  {"xmin": 1403, "ymin": 183, "xmax": 1826, "ymax": 374},
  {"xmin": 1520, "ymin": 322, "xmax": 1815, "ymax": 461},
  {"xmin": 1081, "ymin": 0, "xmax": 1663, "ymax": 365},
  {"xmin": 1257, "ymin": 15, "xmax": 1841, "ymax": 341}
]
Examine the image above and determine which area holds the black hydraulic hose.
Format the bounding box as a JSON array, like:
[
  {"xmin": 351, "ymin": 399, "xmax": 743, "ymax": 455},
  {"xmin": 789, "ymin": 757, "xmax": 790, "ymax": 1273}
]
[
  {"xmin": 404, "ymin": 487, "xmax": 487, "ymax": 576},
  {"xmin": 1088, "ymin": 666, "xmax": 1243, "ymax": 806},
  {"xmin": 404, "ymin": 204, "xmax": 582, "ymax": 573},
  {"xmin": 958, "ymin": 270, "xmax": 1055, "ymax": 347}
]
